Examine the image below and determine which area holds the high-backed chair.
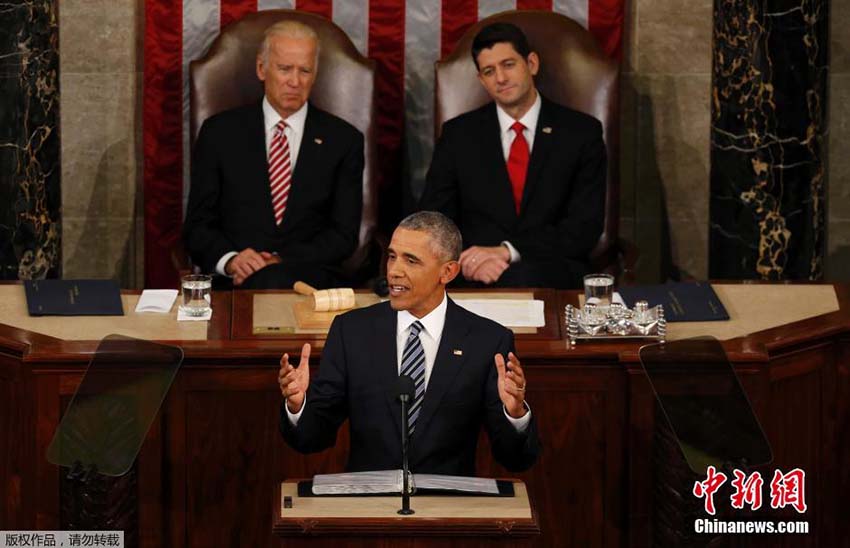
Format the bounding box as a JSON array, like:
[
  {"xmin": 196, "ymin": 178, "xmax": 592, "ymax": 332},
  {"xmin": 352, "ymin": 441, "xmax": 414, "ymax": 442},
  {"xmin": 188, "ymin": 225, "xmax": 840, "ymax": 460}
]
[
  {"xmin": 188, "ymin": 10, "xmax": 378, "ymax": 284},
  {"xmin": 435, "ymin": 10, "xmax": 630, "ymax": 277}
]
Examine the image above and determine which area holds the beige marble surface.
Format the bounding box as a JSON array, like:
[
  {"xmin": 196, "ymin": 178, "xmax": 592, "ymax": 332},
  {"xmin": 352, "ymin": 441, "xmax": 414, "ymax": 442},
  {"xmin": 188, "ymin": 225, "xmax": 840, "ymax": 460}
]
[
  {"xmin": 828, "ymin": 69, "xmax": 850, "ymax": 278},
  {"xmin": 278, "ymin": 481, "xmax": 531, "ymax": 520},
  {"xmin": 0, "ymin": 286, "xmax": 208, "ymax": 341},
  {"xmin": 666, "ymin": 284, "xmax": 840, "ymax": 341},
  {"xmin": 622, "ymin": 0, "xmax": 713, "ymax": 281},
  {"xmin": 60, "ymin": 0, "xmax": 143, "ymax": 288}
]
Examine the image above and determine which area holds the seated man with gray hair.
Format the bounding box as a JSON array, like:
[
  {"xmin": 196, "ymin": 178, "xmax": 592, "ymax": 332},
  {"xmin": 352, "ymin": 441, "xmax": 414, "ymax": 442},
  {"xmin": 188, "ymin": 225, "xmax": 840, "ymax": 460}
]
[
  {"xmin": 277, "ymin": 211, "xmax": 540, "ymax": 475},
  {"xmin": 184, "ymin": 20, "xmax": 364, "ymax": 289}
]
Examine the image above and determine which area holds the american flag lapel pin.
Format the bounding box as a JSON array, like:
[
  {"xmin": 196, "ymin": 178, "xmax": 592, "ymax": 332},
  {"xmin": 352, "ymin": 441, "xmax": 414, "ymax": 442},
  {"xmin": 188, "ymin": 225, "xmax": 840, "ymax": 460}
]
[
  {"xmin": 453, "ymin": 349, "xmax": 463, "ymax": 356},
  {"xmin": 542, "ymin": 126, "xmax": 553, "ymax": 134},
  {"xmin": 314, "ymin": 137, "xmax": 323, "ymax": 144}
]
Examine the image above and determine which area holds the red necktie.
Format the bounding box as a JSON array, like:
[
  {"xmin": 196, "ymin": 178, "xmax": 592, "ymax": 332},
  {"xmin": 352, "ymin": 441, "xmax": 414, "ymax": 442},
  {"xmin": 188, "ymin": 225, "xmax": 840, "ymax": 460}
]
[
  {"xmin": 268, "ymin": 120, "xmax": 292, "ymax": 226},
  {"xmin": 507, "ymin": 121, "xmax": 529, "ymax": 214}
]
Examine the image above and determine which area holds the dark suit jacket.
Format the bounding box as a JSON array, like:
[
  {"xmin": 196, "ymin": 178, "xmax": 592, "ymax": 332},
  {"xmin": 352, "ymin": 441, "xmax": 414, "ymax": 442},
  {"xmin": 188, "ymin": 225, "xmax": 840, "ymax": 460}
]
[
  {"xmin": 419, "ymin": 95, "xmax": 606, "ymax": 288},
  {"xmin": 279, "ymin": 298, "xmax": 541, "ymax": 476},
  {"xmin": 183, "ymin": 101, "xmax": 364, "ymax": 285}
]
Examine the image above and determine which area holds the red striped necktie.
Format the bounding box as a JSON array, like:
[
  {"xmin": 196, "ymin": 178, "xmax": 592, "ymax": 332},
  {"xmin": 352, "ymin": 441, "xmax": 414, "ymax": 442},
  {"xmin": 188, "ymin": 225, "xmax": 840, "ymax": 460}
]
[
  {"xmin": 268, "ymin": 120, "xmax": 292, "ymax": 226},
  {"xmin": 507, "ymin": 121, "xmax": 529, "ymax": 214}
]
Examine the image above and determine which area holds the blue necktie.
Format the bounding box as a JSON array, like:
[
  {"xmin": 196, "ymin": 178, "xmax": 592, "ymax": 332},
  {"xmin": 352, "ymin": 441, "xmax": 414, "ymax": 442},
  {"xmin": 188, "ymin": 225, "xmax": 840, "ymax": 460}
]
[{"xmin": 400, "ymin": 321, "xmax": 426, "ymax": 435}]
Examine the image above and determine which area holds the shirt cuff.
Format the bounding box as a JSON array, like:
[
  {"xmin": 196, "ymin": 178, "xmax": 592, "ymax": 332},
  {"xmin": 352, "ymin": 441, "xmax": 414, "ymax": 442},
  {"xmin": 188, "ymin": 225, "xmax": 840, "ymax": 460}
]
[
  {"xmin": 216, "ymin": 251, "xmax": 238, "ymax": 277},
  {"xmin": 501, "ymin": 241, "xmax": 521, "ymax": 264},
  {"xmin": 285, "ymin": 395, "xmax": 306, "ymax": 426},
  {"xmin": 503, "ymin": 401, "xmax": 531, "ymax": 432}
]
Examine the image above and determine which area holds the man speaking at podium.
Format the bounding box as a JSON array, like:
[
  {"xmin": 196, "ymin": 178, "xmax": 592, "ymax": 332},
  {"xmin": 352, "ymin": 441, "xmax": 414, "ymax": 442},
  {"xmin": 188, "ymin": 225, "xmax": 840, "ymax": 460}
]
[{"xmin": 278, "ymin": 211, "xmax": 540, "ymax": 475}]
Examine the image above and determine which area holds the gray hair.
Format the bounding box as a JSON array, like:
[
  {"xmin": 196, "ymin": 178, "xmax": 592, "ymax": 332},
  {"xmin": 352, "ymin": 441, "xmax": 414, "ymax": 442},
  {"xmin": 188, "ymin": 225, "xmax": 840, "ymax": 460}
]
[
  {"xmin": 398, "ymin": 211, "xmax": 462, "ymax": 262},
  {"xmin": 258, "ymin": 20, "xmax": 320, "ymax": 65}
]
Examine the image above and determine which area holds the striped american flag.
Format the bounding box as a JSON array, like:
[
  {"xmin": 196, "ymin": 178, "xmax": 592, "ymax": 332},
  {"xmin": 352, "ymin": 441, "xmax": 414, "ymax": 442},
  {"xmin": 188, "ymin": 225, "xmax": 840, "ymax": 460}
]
[{"xmin": 143, "ymin": 0, "xmax": 623, "ymax": 287}]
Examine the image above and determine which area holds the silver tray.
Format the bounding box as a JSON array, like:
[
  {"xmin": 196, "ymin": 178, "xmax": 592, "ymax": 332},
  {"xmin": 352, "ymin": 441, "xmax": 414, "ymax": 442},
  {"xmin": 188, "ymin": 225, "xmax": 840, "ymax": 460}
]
[{"xmin": 566, "ymin": 301, "xmax": 666, "ymax": 345}]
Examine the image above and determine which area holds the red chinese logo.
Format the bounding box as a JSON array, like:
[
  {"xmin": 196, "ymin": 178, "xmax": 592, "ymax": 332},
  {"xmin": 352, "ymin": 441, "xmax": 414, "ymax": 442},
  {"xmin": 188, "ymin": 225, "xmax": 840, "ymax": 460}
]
[
  {"xmin": 693, "ymin": 465, "xmax": 727, "ymax": 515},
  {"xmin": 730, "ymin": 470, "xmax": 764, "ymax": 511},
  {"xmin": 693, "ymin": 467, "xmax": 807, "ymax": 515},
  {"xmin": 769, "ymin": 468, "xmax": 807, "ymax": 514}
]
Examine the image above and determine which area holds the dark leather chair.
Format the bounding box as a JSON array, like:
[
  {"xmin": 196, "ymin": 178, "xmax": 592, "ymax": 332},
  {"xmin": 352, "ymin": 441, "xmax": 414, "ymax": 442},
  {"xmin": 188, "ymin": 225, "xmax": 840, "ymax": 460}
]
[
  {"xmin": 185, "ymin": 10, "xmax": 378, "ymax": 284},
  {"xmin": 435, "ymin": 10, "xmax": 634, "ymax": 278}
]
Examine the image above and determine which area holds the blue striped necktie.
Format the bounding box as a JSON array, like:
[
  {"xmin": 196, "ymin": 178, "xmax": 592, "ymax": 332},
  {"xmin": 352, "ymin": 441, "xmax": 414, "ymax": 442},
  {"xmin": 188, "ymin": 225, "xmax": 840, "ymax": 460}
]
[{"xmin": 400, "ymin": 320, "xmax": 426, "ymax": 435}]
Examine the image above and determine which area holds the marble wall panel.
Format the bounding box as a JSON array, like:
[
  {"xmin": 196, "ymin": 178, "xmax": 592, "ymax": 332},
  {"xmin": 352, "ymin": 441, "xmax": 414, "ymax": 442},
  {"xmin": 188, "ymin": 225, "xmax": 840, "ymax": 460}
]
[
  {"xmin": 60, "ymin": 0, "xmax": 143, "ymax": 287},
  {"xmin": 62, "ymin": 217, "xmax": 140, "ymax": 281},
  {"xmin": 622, "ymin": 0, "xmax": 712, "ymax": 282},
  {"xmin": 831, "ymin": 0, "xmax": 850, "ymax": 73},
  {"xmin": 828, "ymin": 0, "xmax": 850, "ymax": 281},
  {"xmin": 59, "ymin": 0, "xmax": 137, "ymax": 73},
  {"xmin": 0, "ymin": 1, "xmax": 61, "ymax": 280},
  {"xmin": 710, "ymin": 0, "xmax": 828, "ymax": 280},
  {"xmin": 60, "ymin": 73, "xmax": 138, "ymax": 220},
  {"xmin": 630, "ymin": 74, "xmax": 711, "ymax": 281},
  {"xmin": 636, "ymin": 0, "xmax": 712, "ymax": 74},
  {"xmin": 827, "ymin": 74, "xmax": 850, "ymax": 280}
]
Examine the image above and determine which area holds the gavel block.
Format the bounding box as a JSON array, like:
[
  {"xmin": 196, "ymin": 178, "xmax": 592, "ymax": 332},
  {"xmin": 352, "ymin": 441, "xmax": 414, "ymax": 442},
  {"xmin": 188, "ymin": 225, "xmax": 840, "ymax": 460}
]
[
  {"xmin": 293, "ymin": 281, "xmax": 356, "ymax": 312},
  {"xmin": 292, "ymin": 282, "xmax": 358, "ymax": 330}
]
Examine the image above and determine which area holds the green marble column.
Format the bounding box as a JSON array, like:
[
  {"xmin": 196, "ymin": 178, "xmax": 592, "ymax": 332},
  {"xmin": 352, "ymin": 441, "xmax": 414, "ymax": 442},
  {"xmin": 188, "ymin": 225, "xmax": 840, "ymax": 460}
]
[
  {"xmin": 709, "ymin": 0, "xmax": 828, "ymax": 280},
  {"xmin": 0, "ymin": 1, "xmax": 61, "ymax": 279}
]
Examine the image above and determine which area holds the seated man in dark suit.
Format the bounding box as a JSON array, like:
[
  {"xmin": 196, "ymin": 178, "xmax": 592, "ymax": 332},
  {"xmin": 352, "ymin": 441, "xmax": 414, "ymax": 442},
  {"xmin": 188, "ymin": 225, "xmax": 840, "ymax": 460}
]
[
  {"xmin": 183, "ymin": 21, "xmax": 364, "ymax": 289},
  {"xmin": 419, "ymin": 22, "xmax": 606, "ymax": 289},
  {"xmin": 277, "ymin": 211, "xmax": 540, "ymax": 475}
]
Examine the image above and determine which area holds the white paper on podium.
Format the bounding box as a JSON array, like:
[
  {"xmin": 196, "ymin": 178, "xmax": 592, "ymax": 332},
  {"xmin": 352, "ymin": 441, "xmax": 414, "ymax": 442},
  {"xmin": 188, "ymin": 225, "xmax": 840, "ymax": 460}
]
[
  {"xmin": 454, "ymin": 299, "xmax": 545, "ymax": 328},
  {"xmin": 312, "ymin": 470, "xmax": 499, "ymax": 495},
  {"xmin": 134, "ymin": 290, "xmax": 178, "ymax": 313}
]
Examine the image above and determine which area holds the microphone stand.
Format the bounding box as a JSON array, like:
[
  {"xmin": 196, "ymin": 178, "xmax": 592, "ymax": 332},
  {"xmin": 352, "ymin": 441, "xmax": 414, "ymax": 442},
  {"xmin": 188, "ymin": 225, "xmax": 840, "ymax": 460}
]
[{"xmin": 398, "ymin": 393, "xmax": 414, "ymax": 515}]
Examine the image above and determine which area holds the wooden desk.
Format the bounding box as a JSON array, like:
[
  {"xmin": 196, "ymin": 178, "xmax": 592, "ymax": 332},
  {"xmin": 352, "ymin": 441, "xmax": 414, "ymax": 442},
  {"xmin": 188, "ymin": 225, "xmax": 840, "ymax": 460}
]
[
  {"xmin": 1, "ymin": 284, "xmax": 848, "ymax": 548},
  {"xmin": 273, "ymin": 479, "xmax": 539, "ymax": 547}
]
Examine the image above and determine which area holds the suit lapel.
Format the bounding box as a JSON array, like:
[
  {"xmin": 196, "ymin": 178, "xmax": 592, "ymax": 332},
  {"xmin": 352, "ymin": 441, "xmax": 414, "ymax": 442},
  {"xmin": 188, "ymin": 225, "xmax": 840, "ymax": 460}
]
[
  {"xmin": 480, "ymin": 106, "xmax": 520, "ymax": 223},
  {"xmin": 521, "ymin": 95, "xmax": 556, "ymax": 216},
  {"xmin": 411, "ymin": 299, "xmax": 470, "ymax": 442},
  {"xmin": 376, "ymin": 304, "xmax": 403, "ymax": 438}
]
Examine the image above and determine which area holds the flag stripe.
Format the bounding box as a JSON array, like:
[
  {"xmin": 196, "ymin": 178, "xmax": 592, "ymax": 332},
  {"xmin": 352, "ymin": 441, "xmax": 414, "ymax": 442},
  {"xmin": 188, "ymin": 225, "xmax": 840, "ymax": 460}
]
[
  {"xmin": 588, "ymin": 0, "xmax": 623, "ymax": 59},
  {"xmin": 221, "ymin": 0, "xmax": 257, "ymax": 29},
  {"xmin": 517, "ymin": 0, "xmax": 552, "ymax": 10},
  {"xmin": 143, "ymin": 0, "xmax": 184, "ymax": 289},
  {"xmin": 404, "ymin": 0, "xmax": 441, "ymax": 186},
  {"xmin": 258, "ymin": 0, "xmax": 294, "ymax": 9},
  {"xmin": 441, "ymin": 0, "xmax": 477, "ymax": 58},
  {"xmin": 296, "ymin": 0, "xmax": 333, "ymax": 19},
  {"xmin": 479, "ymin": 0, "xmax": 515, "ymax": 19},
  {"xmin": 333, "ymin": 0, "xmax": 369, "ymax": 54},
  {"xmin": 369, "ymin": 0, "xmax": 406, "ymax": 193}
]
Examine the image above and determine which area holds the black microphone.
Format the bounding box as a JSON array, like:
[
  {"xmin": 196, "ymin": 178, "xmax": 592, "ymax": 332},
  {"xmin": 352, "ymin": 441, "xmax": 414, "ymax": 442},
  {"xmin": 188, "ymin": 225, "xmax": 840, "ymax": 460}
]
[
  {"xmin": 396, "ymin": 375, "xmax": 415, "ymax": 403},
  {"xmin": 395, "ymin": 375, "xmax": 415, "ymax": 515}
]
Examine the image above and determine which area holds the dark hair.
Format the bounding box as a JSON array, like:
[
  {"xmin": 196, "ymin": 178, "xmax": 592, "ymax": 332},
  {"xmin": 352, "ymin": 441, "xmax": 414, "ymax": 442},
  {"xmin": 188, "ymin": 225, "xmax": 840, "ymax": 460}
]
[
  {"xmin": 397, "ymin": 211, "xmax": 462, "ymax": 262},
  {"xmin": 471, "ymin": 22, "xmax": 532, "ymax": 70}
]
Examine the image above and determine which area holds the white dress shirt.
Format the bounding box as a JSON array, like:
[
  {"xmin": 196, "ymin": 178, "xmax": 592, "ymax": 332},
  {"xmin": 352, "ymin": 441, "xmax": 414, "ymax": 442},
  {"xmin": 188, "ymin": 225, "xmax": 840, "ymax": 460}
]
[
  {"xmin": 288, "ymin": 292, "xmax": 531, "ymax": 431},
  {"xmin": 493, "ymin": 90, "xmax": 542, "ymax": 264},
  {"xmin": 214, "ymin": 97, "xmax": 310, "ymax": 276}
]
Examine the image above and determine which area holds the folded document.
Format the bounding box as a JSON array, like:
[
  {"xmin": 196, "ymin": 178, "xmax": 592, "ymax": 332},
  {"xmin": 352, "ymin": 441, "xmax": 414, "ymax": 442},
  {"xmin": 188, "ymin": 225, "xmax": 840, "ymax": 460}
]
[{"xmin": 312, "ymin": 470, "xmax": 500, "ymax": 495}]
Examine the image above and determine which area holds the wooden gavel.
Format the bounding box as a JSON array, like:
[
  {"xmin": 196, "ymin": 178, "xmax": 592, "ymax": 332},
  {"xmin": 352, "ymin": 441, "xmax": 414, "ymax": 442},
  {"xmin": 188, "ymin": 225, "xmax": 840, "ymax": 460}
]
[{"xmin": 293, "ymin": 281, "xmax": 356, "ymax": 312}]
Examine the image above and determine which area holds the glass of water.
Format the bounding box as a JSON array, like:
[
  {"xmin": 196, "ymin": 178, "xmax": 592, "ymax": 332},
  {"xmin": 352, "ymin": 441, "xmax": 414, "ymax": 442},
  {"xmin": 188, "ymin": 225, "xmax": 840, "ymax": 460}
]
[
  {"xmin": 583, "ymin": 273, "xmax": 614, "ymax": 307},
  {"xmin": 180, "ymin": 274, "xmax": 212, "ymax": 316}
]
